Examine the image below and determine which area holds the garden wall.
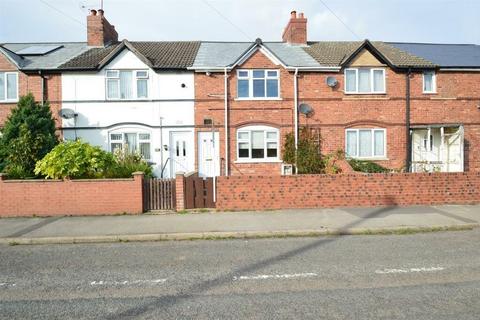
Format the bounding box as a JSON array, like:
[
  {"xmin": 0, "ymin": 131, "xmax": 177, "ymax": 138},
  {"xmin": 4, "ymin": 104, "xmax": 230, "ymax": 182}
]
[
  {"xmin": 0, "ymin": 172, "xmax": 144, "ymax": 217},
  {"xmin": 216, "ymin": 172, "xmax": 480, "ymax": 210}
]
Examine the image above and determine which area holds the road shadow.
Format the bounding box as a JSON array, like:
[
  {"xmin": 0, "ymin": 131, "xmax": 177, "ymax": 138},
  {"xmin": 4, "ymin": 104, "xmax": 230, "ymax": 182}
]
[{"xmin": 106, "ymin": 201, "xmax": 397, "ymax": 319}]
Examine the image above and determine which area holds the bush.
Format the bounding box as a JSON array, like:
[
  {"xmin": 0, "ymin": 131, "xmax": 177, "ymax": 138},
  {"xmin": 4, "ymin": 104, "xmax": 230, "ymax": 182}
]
[
  {"xmin": 106, "ymin": 146, "xmax": 154, "ymax": 178},
  {"xmin": 35, "ymin": 140, "xmax": 115, "ymax": 179},
  {"xmin": 0, "ymin": 94, "xmax": 58, "ymax": 176},
  {"xmin": 283, "ymin": 128, "xmax": 324, "ymax": 174},
  {"xmin": 348, "ymin": 159, "xmax": 389, "ymax": 173}
]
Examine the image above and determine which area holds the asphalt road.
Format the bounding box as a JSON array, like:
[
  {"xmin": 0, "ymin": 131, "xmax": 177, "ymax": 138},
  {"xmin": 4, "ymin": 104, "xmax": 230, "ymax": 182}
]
[{"xmin": 1, "ymin": 230, "xmax": 480, "ymax": 319}]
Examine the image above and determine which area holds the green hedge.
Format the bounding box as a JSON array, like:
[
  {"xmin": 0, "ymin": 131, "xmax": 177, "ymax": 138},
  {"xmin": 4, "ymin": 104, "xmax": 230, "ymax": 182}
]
[{"xmin": 347, "ymin": 159, "xmax": 389, "ymax": 173}]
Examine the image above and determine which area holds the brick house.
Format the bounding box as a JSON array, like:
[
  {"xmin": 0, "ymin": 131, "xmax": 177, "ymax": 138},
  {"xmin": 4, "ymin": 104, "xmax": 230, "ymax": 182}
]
[
  {"xmin": 1, "ymin": 9, "xmax": 479, "ymax": 177},
  {"xmin": 192, "ymin": 11, "xmax": 480, "ymax": 176},
  {"xmin": 0, "ymin": 42, "xmax": 87, "ymax": 129}
]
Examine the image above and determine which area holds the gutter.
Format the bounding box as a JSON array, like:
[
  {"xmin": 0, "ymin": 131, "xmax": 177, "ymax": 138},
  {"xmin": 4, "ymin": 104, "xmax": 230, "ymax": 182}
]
[
  {"xmin": 189, "ymin": 66, "xmax": 341, "ymax": 72},
  {"xmin": 224, "ymin": 67, "xmax": 229, "ymax": 176}
]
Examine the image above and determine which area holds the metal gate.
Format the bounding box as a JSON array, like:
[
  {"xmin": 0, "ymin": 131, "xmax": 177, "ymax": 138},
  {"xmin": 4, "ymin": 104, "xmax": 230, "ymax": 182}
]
[
  {"xmin": 143, "ymin": 178, "xmax": 176, "ymax": 211},
  {"xmin": 184, "ymin": 176, "xmax": 215, "ymax": 209}
]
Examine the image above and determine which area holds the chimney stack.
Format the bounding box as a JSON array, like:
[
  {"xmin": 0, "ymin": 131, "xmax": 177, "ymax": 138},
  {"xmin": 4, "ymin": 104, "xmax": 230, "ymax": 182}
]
[
  {"xmin": 282, "ymin": 10, "xmax": 307, "ymax": 45},
  {"xmin": 87, "ymin": 9, "xmax": 118, "ymax": 47}
]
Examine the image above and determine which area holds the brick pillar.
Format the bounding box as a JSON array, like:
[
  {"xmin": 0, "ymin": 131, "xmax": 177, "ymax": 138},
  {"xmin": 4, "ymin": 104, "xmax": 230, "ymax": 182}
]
[
  {"xmin": 0, "ymin": 173, "xmax": 6, "ymax": 181},
  {"xmin": 175, "ymin": 172, "xmax": 186, "ymax": 211},
  {"xmin": 132, "ymin": 172, "xmax": 145, "ymax": 213}
]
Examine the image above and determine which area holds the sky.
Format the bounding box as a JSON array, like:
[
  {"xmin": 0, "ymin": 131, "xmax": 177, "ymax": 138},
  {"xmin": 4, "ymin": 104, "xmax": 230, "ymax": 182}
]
[{"xmin": 1, "ymin": 0, "xmax": 479, "ymax": 44}]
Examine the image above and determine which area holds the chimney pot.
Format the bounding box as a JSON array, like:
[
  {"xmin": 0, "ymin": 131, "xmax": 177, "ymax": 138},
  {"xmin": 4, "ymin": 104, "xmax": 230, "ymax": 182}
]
[
  {"xmin": 98, "ymin": 9, "xmax": 104, "ymax": 16},
  {"xmin": 90, "ymin": 9, "xmax": 97, "ymax": 16},
  {"xmin": 299, "ymin": 12, "xmax": 304, "ymax": 19},
  {"xmin": 290, "ymin": 10, "xmax": 297, "ymax": 19}
]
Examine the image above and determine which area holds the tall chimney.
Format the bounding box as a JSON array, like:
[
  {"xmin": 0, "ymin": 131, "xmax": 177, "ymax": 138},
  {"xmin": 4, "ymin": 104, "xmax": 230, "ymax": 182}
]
[
  {"xmin": 282, "ymin": 10, "xmax": 307, "ymax": 45},
  {"xmin": 87, "ymin": 9, "xmax": 118, "ymax": 47}
]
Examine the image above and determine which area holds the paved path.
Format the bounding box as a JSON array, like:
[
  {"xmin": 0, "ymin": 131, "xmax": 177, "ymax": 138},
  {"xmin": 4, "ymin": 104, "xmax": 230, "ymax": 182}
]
[
  {"xmin": 1, "ymin": 230, "xmax": 480, "ymax": 319},
  {"xmin": 0, "ymin": 205, "xmax": 479, "ymax": 244}
]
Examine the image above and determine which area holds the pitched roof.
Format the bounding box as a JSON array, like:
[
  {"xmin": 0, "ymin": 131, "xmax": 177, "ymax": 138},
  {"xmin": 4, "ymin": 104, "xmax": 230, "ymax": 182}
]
[
  {"xmin": 304, "ymin": 41, "xmax": 436, "ymax": 69},
  {"xmin": 387, "ymin": 42, "xmax": 480, "ymax": 68},
  {"xmin": 0, "ymin": 42, "xmax": 88, "ymax": 70},
  {"xmin": 192, "ymin": 41, "xmax": 322, "ymax": 69},
  {"xmin": 59, "ymin": 41, "xmax": 201, "ymax": 70}
]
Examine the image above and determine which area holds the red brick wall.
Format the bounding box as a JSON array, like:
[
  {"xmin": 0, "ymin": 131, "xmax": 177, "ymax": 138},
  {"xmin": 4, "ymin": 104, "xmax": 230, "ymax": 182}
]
[
  {"xmin": 0, "ymin": 173, "xmax": 144, "ymax": 217},
  {"xmin": 194, "ymin": 48, "xmax": 480, "ymax": 175},
  {"xmin": 216, "ymin": 172, "xmax": 480, "ymax": 210}
]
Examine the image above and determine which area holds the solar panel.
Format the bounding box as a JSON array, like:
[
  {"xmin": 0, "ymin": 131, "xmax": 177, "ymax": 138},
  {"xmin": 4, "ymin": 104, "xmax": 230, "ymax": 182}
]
[{"xmin": 15, "ymin": 45, "xmax": 63, "ymax": 55}]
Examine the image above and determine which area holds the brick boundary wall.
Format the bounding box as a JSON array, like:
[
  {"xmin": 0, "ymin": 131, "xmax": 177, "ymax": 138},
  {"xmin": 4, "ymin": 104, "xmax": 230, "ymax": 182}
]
[
  {"xmin": 215, "ymin": 172, "xmax": 480, "ymax": 211},
  {"xmin": 0, "ymin": 172, "xmax": 144, "ymax": 217}
]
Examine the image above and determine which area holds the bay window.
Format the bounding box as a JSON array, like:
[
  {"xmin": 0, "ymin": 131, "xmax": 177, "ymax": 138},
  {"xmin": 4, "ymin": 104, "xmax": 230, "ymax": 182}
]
[
  {"xmin": 237, "ymin": 70, "xmax": 279, "ymax": 99},
  {"xmin": 237, "ymin": 126, "xmax": 279, "ymax": 161},
  {"xmin": 110, "ymin": 132, "xmax": 151, "ymax": 160},
  {"xmin": 106, "ymin": 70, "xmax": 149, "ymax": 100},
  {"xmin": 0, "ymin": 72, "xmax": 18, "ymax": 102},
  {"xmin": 344, "ymin": 68, "xmax": 385, "ymax": 94},
  {"xmin": 423, "ymin": 71, "xmax": 436, "ymax": 93},
  {"xmin": 346, "ymin": 128, "xmax": 386, "ymax": 158}
]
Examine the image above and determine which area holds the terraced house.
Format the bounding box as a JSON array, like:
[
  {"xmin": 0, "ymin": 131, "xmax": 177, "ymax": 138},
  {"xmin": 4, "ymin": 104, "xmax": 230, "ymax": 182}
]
[{"xmin": 1, "ymin": 9, "xmax": 479, "ymax": 177}]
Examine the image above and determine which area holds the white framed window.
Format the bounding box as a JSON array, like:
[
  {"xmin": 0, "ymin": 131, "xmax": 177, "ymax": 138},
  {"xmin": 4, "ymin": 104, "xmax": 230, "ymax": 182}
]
[
  {"xmin": 0, "ymin": 72, "xmax": 18, "ymax": 102},
  {"xmin": 422, "ymin": 133, "xmax": 434, "ymax": 152},
  {"xmin": 237, "ymin": 69, "xmax": 279, "ymax": 99},
  {"xmin": 110, "ymin": 131, "xmax": 151, "ymax": 160},
  {"xmin": 237, "ymin": 125, "xmax": 279, "ymax": 161},
  {"xmin": 423, "ymin": 71, "xmax": 436, "ymax": 93},
  {"xmin": 344, "ymin": 68, "xmax": 386, "ymax": 94},
  {"xmin": 106, "ymin": 70, "xmax": 149, "ymax": 100},
  {"xmin": 346, "ymin": 128, "xmax": 386, "ymax": 159}
]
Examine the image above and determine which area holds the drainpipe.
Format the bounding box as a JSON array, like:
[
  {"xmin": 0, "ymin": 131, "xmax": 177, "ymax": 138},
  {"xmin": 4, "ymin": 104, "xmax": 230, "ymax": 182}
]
[
  {"xmin": 38, "ymin": 70, "xmax": 45, "ymax": 104},
  {"xmin": 293, "ymin": 68, "xmax": 299, "ymax": 174},
  {"xmin": 224, "ymin": 68, "xmax": 229, "ymax": 176},
  {"xmin": 405, "ymin": 69, "xmax": 412, "ymax": 172}
]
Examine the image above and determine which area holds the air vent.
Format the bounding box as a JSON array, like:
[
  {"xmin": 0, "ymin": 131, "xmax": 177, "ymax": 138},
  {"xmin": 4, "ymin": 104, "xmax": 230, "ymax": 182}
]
[{"xmin": 203, "ymin": 118, "xmax": 213, "ymax": 125}]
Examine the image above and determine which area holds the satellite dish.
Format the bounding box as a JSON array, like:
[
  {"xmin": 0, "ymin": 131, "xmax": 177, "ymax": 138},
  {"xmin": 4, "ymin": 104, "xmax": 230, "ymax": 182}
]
[
  {"xmin": 58, "ymin": 108, "xmax": 78, "ymax": 119},
  {"xmin": 326, "ymin": 76, "xmax": 338, "ymax": 88},
  {"xmin": 298, "ymin": 103, "xmax": 313, "ymax": 116}
]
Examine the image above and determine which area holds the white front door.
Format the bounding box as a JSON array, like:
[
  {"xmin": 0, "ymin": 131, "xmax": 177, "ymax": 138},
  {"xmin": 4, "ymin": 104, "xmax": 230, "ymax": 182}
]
[
  {"xmin": 170, "ymin": 131, "xmax": 191, "ymax": 175},
  {"xmin": 198, "ymin": 131, "xmax": 220, "ymax": 177}
]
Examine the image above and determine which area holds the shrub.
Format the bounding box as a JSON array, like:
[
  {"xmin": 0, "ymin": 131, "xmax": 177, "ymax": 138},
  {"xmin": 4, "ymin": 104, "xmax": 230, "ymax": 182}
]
[
  {"xmin": 35, "ymin": 140, "xmax": 115, "ymax": 179},
  {"xmin": 0, "ymin": 94, "xmax": 58, "ymax": 176},
  {"xmin": 106, "ymin": 146, "xmax": 154, "ymax": 178},
  {"xmin": 348, "ymin": 159, "xmax": 389, "ymax": 173},
  {"xmin": 283, "ymin": 128, "xmax": 323, "ymax": 174}
]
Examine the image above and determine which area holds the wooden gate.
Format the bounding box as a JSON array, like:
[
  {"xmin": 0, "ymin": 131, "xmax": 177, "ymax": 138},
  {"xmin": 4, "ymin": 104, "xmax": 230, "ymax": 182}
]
[
  {"xmin": 184, "ymin": 176, "xmax": 215, "ymax": 209},
  {"xmin": 143, "ymin": 178, "xmax": 176, "ymax": 211}
]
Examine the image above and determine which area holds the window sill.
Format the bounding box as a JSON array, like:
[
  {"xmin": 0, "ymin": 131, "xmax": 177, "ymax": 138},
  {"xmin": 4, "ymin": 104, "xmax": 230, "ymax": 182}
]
[
  {"xmin": 423, "ymin": 92, "xmax": 437, "ymax": 95},
  {"xmin": 234, "ymin": 97, "xmax": 283, "ymax": 101},
  {"xmin": 349, "ymin": 157, "xmax": 389, "ymax": 161},
  {"xmin": 0, "ymin": 100, "xmax": 19, "ymax": 104},
  {"xmin": 234, "ymin": 159, "xmax": 282, "ymax": 164},
  {"xmin": 344, "ymin": 92, "xmax": 387, "ymax": 95}
]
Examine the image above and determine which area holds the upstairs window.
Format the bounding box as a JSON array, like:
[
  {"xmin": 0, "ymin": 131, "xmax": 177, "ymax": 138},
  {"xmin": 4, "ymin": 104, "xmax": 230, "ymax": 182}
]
[
  {"xmin": 237, "ymin": 126, "xmax": 279, "ymax": 161},
  {"xmin": 110, "ymin": 132, "xmax": 151, "ymax": 160},
  {"xmin": 106, "ymin": 70, "xmax": 149, "ymax": 100},
  {"xmin": 0, "ymin": 72, "xmax": 18, "ymax": 102},
  {"xmin": 237, "ymin": 70, "xmax": 279, "ymax": 99},
  {"xmin": 345, "ymin": 68, "xmax": 385, "ymax": 94},
  {"xmin": 423, "ymin": 71, "xmax": 436, "ymax": 93},
  {"xmin": 346, "ymin": 128, "xmax": 386, "ymax": 159}
]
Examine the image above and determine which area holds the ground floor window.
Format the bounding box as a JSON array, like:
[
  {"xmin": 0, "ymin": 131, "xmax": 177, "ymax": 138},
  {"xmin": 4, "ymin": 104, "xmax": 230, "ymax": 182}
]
[
  {"xmin": 110, "ymin": 131, "xmax": 151, "ymax": 160},
  {"xmin": 346, "ymin": 128, "xmax": 386, "ymax": 158},
  {"xmin": 237, "ymin": 125, "xmax": 279, "ymax": 160}
]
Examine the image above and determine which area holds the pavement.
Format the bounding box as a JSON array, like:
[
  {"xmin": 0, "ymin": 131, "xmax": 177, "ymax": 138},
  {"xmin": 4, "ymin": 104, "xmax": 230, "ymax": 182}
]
[
  {"xmin": 1, "ymin": 230, "xmax": 480, "ymax": 319},
  {"xmin": 0, "ymin": 204, "xmax": 479, "ymax": 245}
]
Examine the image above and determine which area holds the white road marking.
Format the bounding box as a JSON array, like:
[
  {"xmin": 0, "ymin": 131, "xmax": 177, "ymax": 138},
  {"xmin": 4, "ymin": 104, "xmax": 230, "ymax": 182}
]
[
  {"xmin": 375, "ymin": 266, "xmax": 445, "ymax": 274},
  {"xmin": 0, "ymin": 282, "xmax": 16, "ymax": 287},
  {"xmin": 90, "ymin": 279, "xmax": 167, "ymax": 286},
  {"xmin": 233, "ymin": 273, "xmax": 318, "ymax": 281}
]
